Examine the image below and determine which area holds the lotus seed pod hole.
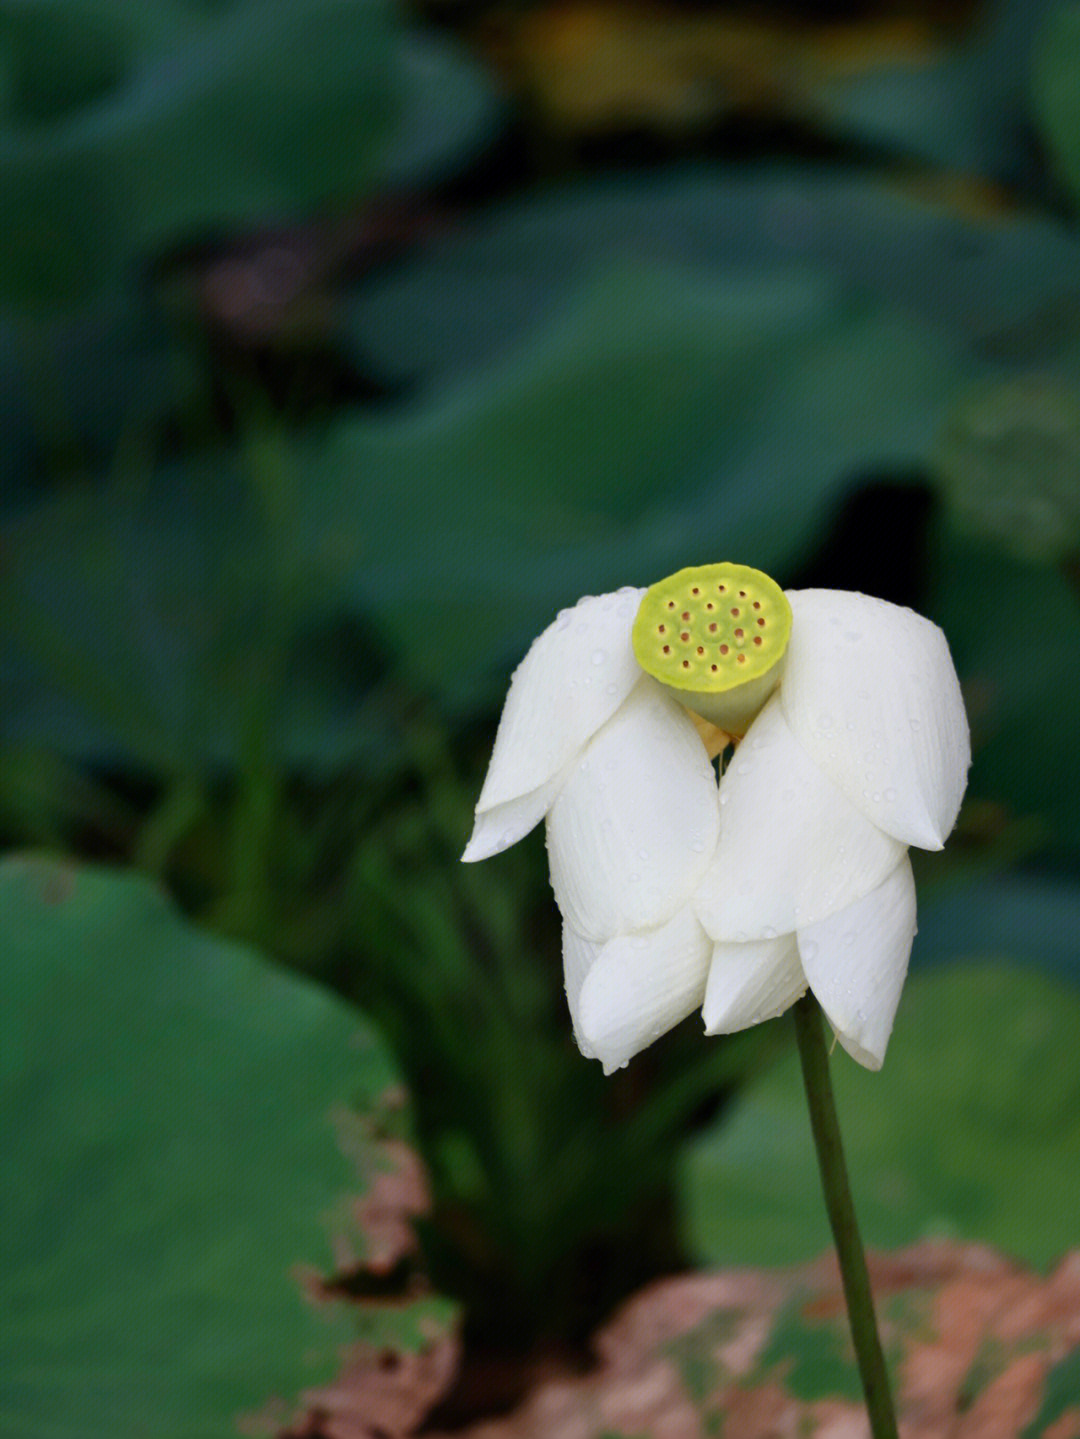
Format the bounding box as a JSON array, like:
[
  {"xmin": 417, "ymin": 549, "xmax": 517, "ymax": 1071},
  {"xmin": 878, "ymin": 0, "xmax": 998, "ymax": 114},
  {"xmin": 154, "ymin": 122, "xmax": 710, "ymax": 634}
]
[{"xmin": 632, "ymin": 563, "xmax": 792, "ymax": 733}]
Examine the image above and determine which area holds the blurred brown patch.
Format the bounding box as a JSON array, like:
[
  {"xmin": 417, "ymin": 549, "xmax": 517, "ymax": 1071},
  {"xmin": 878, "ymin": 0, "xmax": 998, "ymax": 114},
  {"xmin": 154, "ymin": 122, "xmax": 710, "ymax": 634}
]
[
  {"xmin": 419, "ymin": 1243, "xmax": 1080, "ymax": 1437},
  {"xmin": 474, "ymin": 1, "xmax": 953, "ymax": 139}
]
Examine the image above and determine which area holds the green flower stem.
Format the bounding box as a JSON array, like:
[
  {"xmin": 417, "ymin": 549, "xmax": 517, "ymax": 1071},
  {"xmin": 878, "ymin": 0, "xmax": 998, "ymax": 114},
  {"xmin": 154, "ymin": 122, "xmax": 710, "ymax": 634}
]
[{"xmin": 792, "ymin": 993, "xmax": 899, "ymax": 1439}]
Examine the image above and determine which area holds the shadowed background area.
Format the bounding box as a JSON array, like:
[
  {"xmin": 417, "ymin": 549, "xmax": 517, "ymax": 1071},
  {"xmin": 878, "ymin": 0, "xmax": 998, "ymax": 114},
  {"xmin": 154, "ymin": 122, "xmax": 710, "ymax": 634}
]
[{"xmin": 3, "ymin": 0, "xmax": 1080, "ymax": 1433}]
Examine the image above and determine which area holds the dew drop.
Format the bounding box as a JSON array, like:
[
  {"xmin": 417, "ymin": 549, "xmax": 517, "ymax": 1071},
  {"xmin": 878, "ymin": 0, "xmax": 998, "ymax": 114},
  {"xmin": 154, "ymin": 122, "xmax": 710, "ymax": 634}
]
[
  {"xmin": 719, "ymin": 793, "xmax": 729, "ymax": 807},
  {"xmin": 637, "ymin": 848, "xmax": 650, "ymax": 862},
  {"xmin": 556, "ymin": 609, "xmax": 573, "ymax": 631},
  {"xmin": 629, "ymin": 873, "xmax": 641, "ymax": 884},
  {"xmin": 884, "ymin": 787, "xmax": 897, "ymax": 802},
  {"xmin": 736, "ymin": 761, "xmax": 751, "ymax": 775},
  {"xmin": 802, "ymin": 940, "xmax": 819, "ymax": 960},
  {"xmin": 734, "ymin": 931, "xmax": 748, "ymax": 943},
  {"xmin": 762, "ymin": 926, "xmax": 777, "ymax": 940},
  {"xmin": 909, "ymin": 717, "xmax": 922, "ymax": 732},
  {"xmin": 818, "ymin": 711, "xmax": 835, "ymax": 730},
  {"xmin": 843, "ymin": 930, "xmax": 856, "ymax": 947},
  {"xmin": 591, "ymin": 648, "xmax": 607, "ymax": 666},
  {"xmin": 605, "ymin": 682, "xmax": 618, "ymax": 696},
  {"xmin": 690, "ymin": 840, "xmax": 706, "ymax": 854},
  {"xmin": 856, "ymin": 1008, "xmax": 867, "ymax": 1023}
]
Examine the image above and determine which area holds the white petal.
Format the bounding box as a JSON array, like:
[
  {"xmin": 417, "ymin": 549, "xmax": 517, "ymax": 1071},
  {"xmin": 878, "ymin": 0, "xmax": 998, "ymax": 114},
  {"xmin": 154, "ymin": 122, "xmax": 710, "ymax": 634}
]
[
  {"xmin": 463, "ymin": 765, "xmax": 570, "ymax": 861},
  {"xmin": 475, "ymin": 588, "xmax": 647, "ymax": 818},
  {"xmin": 562, "ymin": 923, "xmax": 602, "ymax": 1055},
  {"xmin": 547, "ymin": 683, "xmax": 720, "ymax": 942},
  {"xmin": 702, "ymin": 933, "xmax": 807, "ymax": 1034},
  {"xmin": 694, "ymin": 695, "xmax": 906, "ymax": 942},
  {"xmin": 797, "ymin": 857, "xmax": 917, "ymax": 1071},
  {"xmin": 781, "ymin": 589, "xmax": 970, "ymax": 850},
  {"xmin": 577, "ymin": 904, "xmax": 712, "ymax": 1073}
]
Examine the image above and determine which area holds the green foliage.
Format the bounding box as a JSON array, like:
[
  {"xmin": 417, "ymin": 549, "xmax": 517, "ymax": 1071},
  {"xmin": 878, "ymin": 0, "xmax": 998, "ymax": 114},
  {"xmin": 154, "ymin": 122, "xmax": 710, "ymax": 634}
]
[
  {"xmin": 0, "ymin": 263, "xmax": 965, "ymax": 769},
  {"xmin": 0, "ymin": 855, "xmax": 453, "ymax": 1438},
  {"xmin": 933, "ymin": 535, "xmax": 1080, "ymax": 862},
  {"xmin": 1033, "ymin": 3, "xmax": 1080, "ymax": 211},
  {"xmin": 679, "ymin": 963, "xmax": 1080, "ymax": 1270},
  {"xmin": 0, "ymin": 0, "xmax": 494, "ymax": 308}
]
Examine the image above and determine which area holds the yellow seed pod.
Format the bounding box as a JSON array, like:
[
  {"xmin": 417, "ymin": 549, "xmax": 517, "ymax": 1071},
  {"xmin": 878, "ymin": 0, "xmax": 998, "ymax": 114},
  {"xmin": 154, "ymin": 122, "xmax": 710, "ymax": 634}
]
[{"xmin": 632, "ymin": 562, "xmax": 792, "ymax": 734}]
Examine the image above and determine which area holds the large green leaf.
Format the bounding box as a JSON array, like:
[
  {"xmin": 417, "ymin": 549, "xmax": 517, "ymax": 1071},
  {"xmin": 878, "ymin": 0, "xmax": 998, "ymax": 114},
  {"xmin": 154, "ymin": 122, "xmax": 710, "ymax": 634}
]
[
  {"xmin": 0, "ymin": 261, "xmax": 967, "ymax": 771},
  {"xmin": 679, "ymin": 962, "xmax": 1080, "ymax": 1271},
  {"xmin": 0, "ymin": 855, "xmax": 452, "ymax": 1437},
  {"xmin": 1033, "ymin": 3, "xmax": 1080, "ymax": 212},
  {"xmin": 931, "ymin": 532, "xmax": 1080, "ymax": 862},
  {"xmin": 0, "ymin": 0, "xmax": 495, "ymax": 308},
  {"xmin": 344, "ymin": 162, "xmax": 1080, "ymax": 394},
  {"xmin": 810, "ymin": 0, "xmax": 1058, "ymax": 179}
]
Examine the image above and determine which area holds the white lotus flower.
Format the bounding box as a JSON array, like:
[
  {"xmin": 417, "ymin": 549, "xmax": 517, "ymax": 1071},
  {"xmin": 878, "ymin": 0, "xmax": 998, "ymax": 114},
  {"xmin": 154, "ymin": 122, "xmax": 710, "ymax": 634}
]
[{"xmin": 463, "ymin": 565, "xmax": 969, "ymax": 1075}]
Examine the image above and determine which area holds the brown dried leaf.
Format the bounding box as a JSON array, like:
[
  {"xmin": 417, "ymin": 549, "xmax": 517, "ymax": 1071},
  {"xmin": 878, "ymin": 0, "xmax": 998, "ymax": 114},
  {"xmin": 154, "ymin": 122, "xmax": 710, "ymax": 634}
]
[
  {"xmin": 431, "ymin": 1242, "xmax": 1080, "ymax": 1439},
  {"xmin": 284, "ymin": 1329, "xmax": 462, "ymax": 1439}
]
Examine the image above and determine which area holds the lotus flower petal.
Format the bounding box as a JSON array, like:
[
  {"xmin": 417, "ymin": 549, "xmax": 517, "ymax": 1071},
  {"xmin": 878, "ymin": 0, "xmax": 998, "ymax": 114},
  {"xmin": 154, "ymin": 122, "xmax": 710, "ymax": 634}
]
[
  {"xmin": 781, "ymin": 589, "xmax": 970, "ymax": 850},
  {"xmin": 797, "ymin": 856, "xmax": 917, "ymax": 1070},
  {"xmin": 474, "ymin": 589, "xmax": 646, "ymax": 821},
  {"xmin": 694, "ymin": 695, "xmax": 906, "ymax": 942},
  {"xmin": 703, "ymin": 932, "xmax": 807, "ymax": 1034},
  {"xmin": 562, "ymin": 922, "xmax": 602, "ymax": 1053},
  {"xmin": 463, "ymin": 765, "xmax": 570, "ymax": 862},
  {"xmin": 547, "ymin": 683, "xmax": 719, "ymax": 941},
  {"xmin": 577, "ymin": 904, "xmax": 712, "ymax": 1073}
]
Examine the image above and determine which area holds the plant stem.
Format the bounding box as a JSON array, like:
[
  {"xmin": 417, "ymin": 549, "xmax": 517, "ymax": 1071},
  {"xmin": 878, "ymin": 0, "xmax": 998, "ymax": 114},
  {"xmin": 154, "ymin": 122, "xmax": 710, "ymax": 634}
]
[{"xmin": 792, "ymin": 993, "xmax": 899, "ymax": 1439}]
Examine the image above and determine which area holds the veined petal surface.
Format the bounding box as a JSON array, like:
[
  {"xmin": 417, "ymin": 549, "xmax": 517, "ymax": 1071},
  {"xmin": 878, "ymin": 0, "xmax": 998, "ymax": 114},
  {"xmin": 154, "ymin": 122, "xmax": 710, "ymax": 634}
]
[
  {"xmin": 475, "ymin": 588, "xmax": 646, "ymax": 816},
  {"xmin": 577, "ymin": 904, "xmax": 712, "ymax": 1073},
  {"xmin": 547, "ymin": 683, "xmax": 719, "ymax": 942},
  {"xmin": 463, "ymin": 765, "xmax": 570, "ymax": 862},
  {"xmin": 703, "ymin": 933, "xmax": 807, "ymax": 1034},
  {"xmin": 781, "ymin": 589, "xmax": 970, "ymax": 850},
  {"xmin": 562, "ymin": 923, "xmax": 602, "ymax": 1055},
  {"xmin": 797, "ymin": 856, "xmax": 917, "ymax": 1071},
  {"xmin": 694, "ymin": 695, "xmax": 906, "ymax": 942}
]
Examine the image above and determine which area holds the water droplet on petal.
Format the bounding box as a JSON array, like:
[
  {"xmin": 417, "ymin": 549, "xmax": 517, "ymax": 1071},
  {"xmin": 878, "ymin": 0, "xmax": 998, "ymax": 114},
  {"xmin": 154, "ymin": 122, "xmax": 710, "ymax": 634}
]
[
  {"xmin": 637, "ymin": 848, "xmax": 650, "ymax": 862},
  {"xmin": 884, "ymin": 787, "xmax": 897, "ymax": 802},
  {"xmin": 719, "ymin": 794, "xmax": 729, "ymax": 807},
  {"xmin": 818, "ymin": 711, "xmax": 835, "ymax": 730},
  {"xmin": 734, "ymin": 931, "xmax": 748, "ymax": 942},
  {"xmin": 736, "ymin": 761, "xmax": 751, "ymax": 775},
  {"xmin": 909, "ymin": 717, "xmax": 921, "ymax": 732},
  {"xmin": 802, "ymin": 940, "xmax": 819, "ymax": 960},
  {"xmin": 605, "ymin": 682, "xmax": 618, "ymax": 696},
  {"xmin": 762, "ymin": 926, "xmax": 777, "ymax": 939},
  {"xmin": 591, "ymin": 648, "xmax": 607, "ymax": 666},
  {"xmin": 556, "ymin": 609, "xmax": 573, "ymax": 631},
  {"xmin": 690, "ymin": 840, "xmax": 706, "ymax": 854},
  {"xmin": 843, "ymin": 930, "xmax": 856, "ymax": 946},
  {"xmin": 856, "ymin": 1008, "xmax": 866, "ymax": 1022}
]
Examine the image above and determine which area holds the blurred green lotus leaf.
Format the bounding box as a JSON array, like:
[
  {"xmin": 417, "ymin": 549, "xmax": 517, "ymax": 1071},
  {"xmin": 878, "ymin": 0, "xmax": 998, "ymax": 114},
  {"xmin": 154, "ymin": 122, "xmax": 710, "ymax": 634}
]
[
  {"xmin": 1033, "ymin": 2, "xmax": 1080, "ymax": 211},
  {"xmin": 933, "ymin": 534, "xmax": 1080, "ymax": 862},
  {"xmin": 809, "ymin": 0, "xmax": 1058, "ymax": 179},
  {"xmin": 0, "ymin": 0, "xmax": 495, "ymax": 308},
  {"xmin": 0, "ymin": 262, "xmax": 965, "ymax": 770},
  {"xmin": 678, "ymin": 961, "xmax": 1080, "ymax": 1270},
  {"xmin": 0, "ymin": 854, "xmax": 455, "ymax": 1438},
  {"xmin": 344, "ymin": 162, "xmax": 1080, "ymax": 393},
  {"xmin": 935, "ymin": 373, "xmax": 1080, "ymax": 563}
]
